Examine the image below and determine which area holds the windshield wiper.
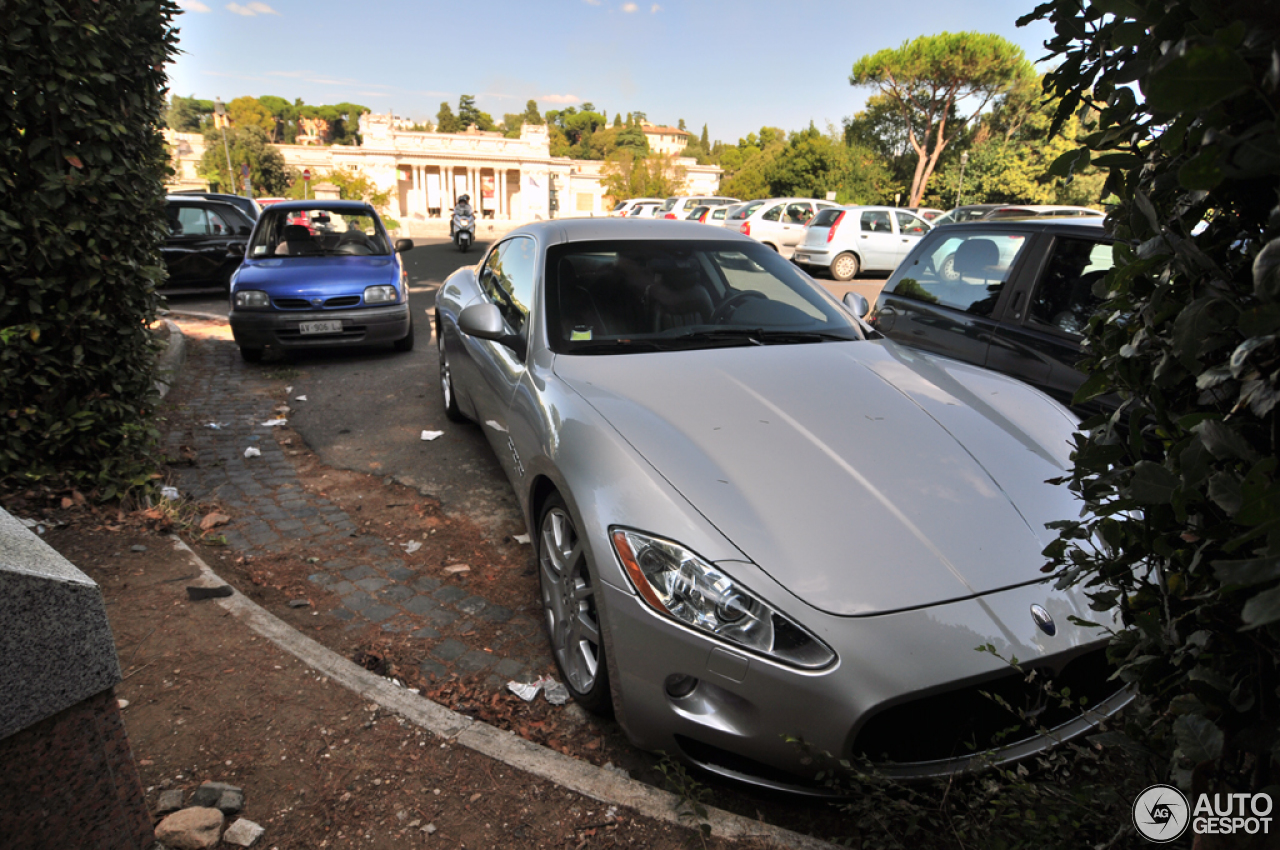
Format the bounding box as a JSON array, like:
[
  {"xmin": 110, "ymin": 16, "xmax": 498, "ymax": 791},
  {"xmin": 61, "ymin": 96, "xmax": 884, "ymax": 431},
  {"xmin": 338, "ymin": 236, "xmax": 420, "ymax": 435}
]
[
  {"xmin": 567, "ymin": 338, "xmax": 670, "ymax": 354},
  {"xmin": 667, "ymin": 328, "xmax": 856, "ymax": 345}
]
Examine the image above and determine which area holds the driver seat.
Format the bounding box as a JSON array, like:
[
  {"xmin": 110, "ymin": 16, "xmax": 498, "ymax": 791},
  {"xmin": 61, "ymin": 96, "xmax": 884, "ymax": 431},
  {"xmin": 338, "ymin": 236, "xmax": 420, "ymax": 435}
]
[{"xmin": 646, "ymin": 263, "xmax": 713, "ymax": 332}]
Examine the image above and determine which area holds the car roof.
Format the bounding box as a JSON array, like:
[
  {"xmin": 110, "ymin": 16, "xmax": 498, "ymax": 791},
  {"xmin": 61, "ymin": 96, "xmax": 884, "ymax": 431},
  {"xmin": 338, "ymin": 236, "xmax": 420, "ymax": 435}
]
[
  {"xmin": 506, "ymin": 217, "xmax": 760, "ymax": 244},
  {"xmin": 934, "ymin": 218, "xmax": 1109, "ymax": 235},
  {"xmin": 260, "ymin": 199, "xmax": 375, "ymax": 213}
]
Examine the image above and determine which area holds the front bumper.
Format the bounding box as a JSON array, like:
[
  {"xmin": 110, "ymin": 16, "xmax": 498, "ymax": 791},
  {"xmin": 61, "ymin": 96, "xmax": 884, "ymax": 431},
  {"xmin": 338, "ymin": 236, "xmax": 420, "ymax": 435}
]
[
  {"xmin": 601, "ymin": 573, "xmax": 1125, "ymax": 791},
  {"xmin": 229, "ymin": 303, "xmax": 410, "ymax": 349}
]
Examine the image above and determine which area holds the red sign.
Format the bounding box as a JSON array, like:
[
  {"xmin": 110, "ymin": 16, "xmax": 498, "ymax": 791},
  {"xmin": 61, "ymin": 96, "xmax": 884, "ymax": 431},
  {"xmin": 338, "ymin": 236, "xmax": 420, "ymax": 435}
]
[{"xmin": 302, "ymin": 169, "xmax": 311, "ymax": 181}]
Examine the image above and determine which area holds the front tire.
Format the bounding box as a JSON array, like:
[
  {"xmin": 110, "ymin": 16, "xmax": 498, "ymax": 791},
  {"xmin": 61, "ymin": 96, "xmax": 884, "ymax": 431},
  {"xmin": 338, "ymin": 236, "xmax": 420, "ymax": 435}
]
[
  {"xmin": 538, "ymin": 493, "xmax": 611, "ymax": 714},
  {"xmin": 437, "ymin": 323, "xmax": 465, "ymax": 422},
  {"xmin": 830, "ymin": 251, "xmax": 860, "ymax": 281}
]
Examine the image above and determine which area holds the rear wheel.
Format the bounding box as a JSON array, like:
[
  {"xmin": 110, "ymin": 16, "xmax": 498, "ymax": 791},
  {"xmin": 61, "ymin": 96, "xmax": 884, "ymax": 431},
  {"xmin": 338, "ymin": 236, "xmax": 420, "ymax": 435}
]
[
  {"xmin": 437, "ymin": 324, "xmax": 465, "ymax": 422},
  {"xmin": 239, "ymin": 346, "xmax": 264, "ymax": 363},
  {"xmin": 538, "ymin": 493, "xmax": 611, "ymax": 714},
  {"xmin": 830, "ymin": 251, "xmax": 860, "ymax": 281}
]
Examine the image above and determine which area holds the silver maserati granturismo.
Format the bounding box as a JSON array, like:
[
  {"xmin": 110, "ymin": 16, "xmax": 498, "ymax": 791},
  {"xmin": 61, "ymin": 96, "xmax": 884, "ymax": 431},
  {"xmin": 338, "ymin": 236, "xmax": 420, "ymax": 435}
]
[{"xmin": 433, "ymin": 218, "xmax": 1126, "ymax": 791}]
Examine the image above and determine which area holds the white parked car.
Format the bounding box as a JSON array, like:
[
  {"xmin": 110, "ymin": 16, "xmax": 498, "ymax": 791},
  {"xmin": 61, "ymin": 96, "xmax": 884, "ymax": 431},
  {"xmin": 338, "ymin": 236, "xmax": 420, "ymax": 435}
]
[
  {"xmin": 793, "ymin": 206, "xmax": 932, "ymax": 280},
  {"xmin": 656, "ymin": 196, "xmax": 739, "ymax": 220},
  {"xmin": 610, "ymin": 198, "xmax": 665, "ymax": 217},
  {"xmin": 726, "ymin": 198, "xmax": 843, "ymax": 258},
  {"xmin": 626, "ymin": 202, "xmax": 665, "ymax": 218}
]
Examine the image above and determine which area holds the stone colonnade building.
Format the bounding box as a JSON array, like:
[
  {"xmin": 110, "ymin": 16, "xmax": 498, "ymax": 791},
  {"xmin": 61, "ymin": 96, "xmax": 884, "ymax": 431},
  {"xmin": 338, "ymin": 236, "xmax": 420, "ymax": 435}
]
[{"xmin": 166, "ymin": 112, "xmax": 723, "ymax": 223}]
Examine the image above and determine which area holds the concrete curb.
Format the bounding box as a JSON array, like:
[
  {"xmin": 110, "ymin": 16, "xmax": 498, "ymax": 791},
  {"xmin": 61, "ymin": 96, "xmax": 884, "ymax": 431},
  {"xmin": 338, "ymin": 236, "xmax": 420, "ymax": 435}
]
[{"xmin": 171, "ymin": 535, "xmax": 837, "ymax": 849}]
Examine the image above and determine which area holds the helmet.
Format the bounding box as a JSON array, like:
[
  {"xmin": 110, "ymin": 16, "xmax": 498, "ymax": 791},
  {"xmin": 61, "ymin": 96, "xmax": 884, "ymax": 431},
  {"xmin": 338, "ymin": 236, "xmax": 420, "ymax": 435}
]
[{"xmin": 459, "ymin": 194, "xmax": 470, "ymax": 203}]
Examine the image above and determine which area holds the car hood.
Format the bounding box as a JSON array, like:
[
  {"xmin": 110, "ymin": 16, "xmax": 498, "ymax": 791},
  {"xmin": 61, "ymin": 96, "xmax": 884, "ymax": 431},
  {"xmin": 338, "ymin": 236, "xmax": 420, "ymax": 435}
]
[
  {"xmin": 235, "ymin": 256, "xmax": 398, "ymax": 294},
  {"xmin": 554, "ymin": 340, "xmax": 1080, "ymax": 617}
]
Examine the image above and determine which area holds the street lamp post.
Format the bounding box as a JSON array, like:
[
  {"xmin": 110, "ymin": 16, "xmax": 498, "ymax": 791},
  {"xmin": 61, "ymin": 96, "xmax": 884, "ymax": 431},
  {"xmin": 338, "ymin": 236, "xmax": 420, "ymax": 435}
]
[
  {"xmin": 956, "ymin": 151, "xmax": 969, "ymax": 208},
  {"xmin": 214, "ymin": 98, "xmax": 234, "ymax": 195}
]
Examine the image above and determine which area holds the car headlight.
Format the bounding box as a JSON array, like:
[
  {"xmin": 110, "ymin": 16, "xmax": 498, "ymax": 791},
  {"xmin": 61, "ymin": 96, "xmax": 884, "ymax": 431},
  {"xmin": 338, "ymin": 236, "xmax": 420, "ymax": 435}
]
[
  {"xmin": 234, "ymin": 290, "xmax": 270, "ymax": 309},
  {"xmin": 364, "ymin": 284, "xmax": 398, "ymax": 304},
  {"xmin": 611, "ymin": 529, "xmax": 835, "ymax": 669}
]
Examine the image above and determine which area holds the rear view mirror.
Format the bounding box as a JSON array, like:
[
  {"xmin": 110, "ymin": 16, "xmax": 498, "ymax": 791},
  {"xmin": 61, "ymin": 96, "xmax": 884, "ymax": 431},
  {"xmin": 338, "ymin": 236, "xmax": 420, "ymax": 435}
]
[{"xmin": 395, "ymin": 238, "xmax": 414, "ymax": 253}]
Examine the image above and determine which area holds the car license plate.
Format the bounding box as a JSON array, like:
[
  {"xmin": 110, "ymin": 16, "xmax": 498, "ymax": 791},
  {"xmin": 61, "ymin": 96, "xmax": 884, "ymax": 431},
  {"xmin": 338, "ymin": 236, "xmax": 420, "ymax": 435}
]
[{"xmin": 299, "ymin": 320, "xmax": 341, "ymax": 335}]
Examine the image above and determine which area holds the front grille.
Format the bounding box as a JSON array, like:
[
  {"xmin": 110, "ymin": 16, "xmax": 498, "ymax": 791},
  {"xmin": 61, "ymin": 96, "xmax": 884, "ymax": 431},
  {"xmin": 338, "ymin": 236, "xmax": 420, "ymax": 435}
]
[
  {"xmin": 273, "ymin": 295, "xmax": 363, "ymax": 310},
  {"xmin": 852, "ymin": 647, "xmax": 1120, "ymax": 765}
]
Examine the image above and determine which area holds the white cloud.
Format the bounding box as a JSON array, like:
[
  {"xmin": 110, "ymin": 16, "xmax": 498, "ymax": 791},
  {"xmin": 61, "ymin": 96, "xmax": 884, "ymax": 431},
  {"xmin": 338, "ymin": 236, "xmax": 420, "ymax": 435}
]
[
  {"xmin": 621, "ymin": 2, "xmax": 638, "ymax": 11},
  {"xmin": 541, "ymin": 94, "xmax": 582, "ymax": 105},
  {"xmin": 179, "ymin": 0, "xmax": 212, "ymax": 11},
  {"xmin": 227, "ymin": 2, "xmax": 280, "ymax": 16}
]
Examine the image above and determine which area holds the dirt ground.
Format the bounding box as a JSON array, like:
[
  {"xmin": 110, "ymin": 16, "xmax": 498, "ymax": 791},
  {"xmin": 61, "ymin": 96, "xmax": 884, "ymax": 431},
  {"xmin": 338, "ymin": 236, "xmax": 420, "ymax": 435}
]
[{"xmin": 4, "ymin": 463, "xmax": 839, "ymax": 848}]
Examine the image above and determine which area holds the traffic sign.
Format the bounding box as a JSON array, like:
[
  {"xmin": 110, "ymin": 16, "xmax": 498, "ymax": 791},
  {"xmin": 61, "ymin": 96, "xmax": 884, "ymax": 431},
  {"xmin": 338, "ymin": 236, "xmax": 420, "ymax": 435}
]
[{"xmin": 303, "ymin": 169, "xmax": 311, "ymax": 181}]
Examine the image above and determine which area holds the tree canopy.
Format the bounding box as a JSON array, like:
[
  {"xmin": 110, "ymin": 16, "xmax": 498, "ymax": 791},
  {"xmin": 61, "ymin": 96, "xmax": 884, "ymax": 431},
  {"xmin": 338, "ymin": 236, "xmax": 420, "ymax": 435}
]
[{"xmin": 849, "ymin": 32, "xmax": 1033, "ymax": 206}]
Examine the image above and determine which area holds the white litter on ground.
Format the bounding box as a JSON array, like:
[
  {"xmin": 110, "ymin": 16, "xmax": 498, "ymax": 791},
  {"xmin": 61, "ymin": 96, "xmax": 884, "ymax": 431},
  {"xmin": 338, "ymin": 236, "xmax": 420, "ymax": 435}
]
[
  {"xmin": 244, "ymin": 447, "xmax": 261, "ymax": 458},
  {"xmin": 507, "ymin": 676, "xmax": 570, "ymax": 705},
  {"xmin": 401, "ymin": 541, "xmax": 422, "ymax": 554},
  {"xmin": 421, "ymin": 430, "xmax": 444, "ymax": 441},
  {"xmin": 261, "ymin": 419, "xmax": 288, "ymax": 427},
  {"xmin": 295, "ymin": 395, "xmax": 307, "ymax": 401},
  {"xmin": 513, "ymin": 533, "xmax": 531, "ymax": 545},
  {"xmin": 160, "ymin": 486, "xmax": 181, "ymax": 501}
]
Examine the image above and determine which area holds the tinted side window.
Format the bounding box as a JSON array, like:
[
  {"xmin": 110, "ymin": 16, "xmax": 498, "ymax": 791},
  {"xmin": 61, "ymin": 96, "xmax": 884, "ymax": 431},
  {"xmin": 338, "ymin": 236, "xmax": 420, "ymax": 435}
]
[
  {"xmin": 888, "ymin": 231, "xmax": 1031, "ymax": 317},
  {"xmin": 860, "ymin": 211, "xmax": 891, "ymax": 232},
  {"xmin": 784, "ymin": 203, "xmax": 813, "ymax": 224},
  {"xmin": 1027, "ymin": 237, "xmax": 1112, "ymax": 335},
  {"xmin": 895, "ymin": 212, "xmax": 929, "ymax": 235},
  {"xmin": 762, "ymin": 205, "xmax": 783, "ymax": 222}
]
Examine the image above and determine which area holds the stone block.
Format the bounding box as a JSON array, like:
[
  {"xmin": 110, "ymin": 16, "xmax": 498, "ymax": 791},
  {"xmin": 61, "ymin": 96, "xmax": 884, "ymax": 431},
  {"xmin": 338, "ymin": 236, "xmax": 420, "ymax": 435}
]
[{"xmin": 154, "ymin": 806, "xmax": 223, "ymax": 849}]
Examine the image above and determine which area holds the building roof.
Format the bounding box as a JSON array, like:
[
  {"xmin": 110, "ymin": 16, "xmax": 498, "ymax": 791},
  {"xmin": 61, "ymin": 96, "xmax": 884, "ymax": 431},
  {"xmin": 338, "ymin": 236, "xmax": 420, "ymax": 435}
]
[{"xmin": 640, "ymin": 125, "xmax": 690, "ymax": 137}]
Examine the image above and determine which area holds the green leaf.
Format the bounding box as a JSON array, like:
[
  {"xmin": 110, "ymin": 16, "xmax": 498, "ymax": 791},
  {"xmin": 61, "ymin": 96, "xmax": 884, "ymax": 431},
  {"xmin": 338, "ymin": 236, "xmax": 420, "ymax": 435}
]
[
  {"xmin": 1146, "ymin": 45, "xmax": 1253, "ymax": 113},
  {"xmin": 1254, "ymin": 239, "xmax": 1280, "ymax": 304},
  {"xmin": 1048, "ymin": 147, "xmax": 1092, "ymax": 178},
  {"xmin": 1178, "ymin": 149, "xmax": 1224, "ymax": 190},
  {"xmin": 1194, "ymin": 419, "xmax": 1258, "ymax": 462},
  {"xmin": 1214, "ymin": 557, "xmax": 1280, "ymax": 587},
  {"xmin": 1174, "ymin": 714, "xmax": 1224, "ymax": 763},
  {"xmin": 1242, "ymin": 585, "xmax": 1280, "ymax": 629},
  {"xmin": 1129, "ymin": 461, "xmax": 1179, "ymax": 504},
  {"xmin": 1093, "ymin": 153, "xmax": 1143, "ymax": 168}
]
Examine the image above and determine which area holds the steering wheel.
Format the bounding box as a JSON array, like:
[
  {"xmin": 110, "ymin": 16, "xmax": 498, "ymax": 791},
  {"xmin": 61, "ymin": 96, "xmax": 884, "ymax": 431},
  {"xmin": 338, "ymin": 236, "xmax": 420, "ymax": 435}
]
[{"xmin": 711, "ymin": 290, "xmax": 768, "ymax": 324}]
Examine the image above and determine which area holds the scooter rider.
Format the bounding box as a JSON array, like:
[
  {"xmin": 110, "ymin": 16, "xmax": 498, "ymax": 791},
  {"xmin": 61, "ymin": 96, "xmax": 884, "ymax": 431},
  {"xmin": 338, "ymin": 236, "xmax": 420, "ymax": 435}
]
[{"xmin": 450, "ymin": 194, "xmax": 473, "ymax": 237}]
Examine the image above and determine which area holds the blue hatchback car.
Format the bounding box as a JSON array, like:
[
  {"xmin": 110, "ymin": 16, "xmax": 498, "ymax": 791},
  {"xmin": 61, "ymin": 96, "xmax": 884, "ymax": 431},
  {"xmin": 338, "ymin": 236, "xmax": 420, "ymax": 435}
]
[{"xmin": 229, "ymin": 200, "xmax": 415, "ymax": 362}]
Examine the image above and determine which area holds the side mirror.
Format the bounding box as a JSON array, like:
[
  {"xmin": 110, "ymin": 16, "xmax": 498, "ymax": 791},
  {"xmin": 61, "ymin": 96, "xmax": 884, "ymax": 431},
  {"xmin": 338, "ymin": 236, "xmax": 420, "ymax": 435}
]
[
  {"xmin": 395, "ymin": 238, "xmax": 414, "ymax": 253},
  {"xmin": 458, "ymin": 303, "xmax": 526, "ymax": 358},
  {"xmin": 843, "ymin": 291, "xmax": 869, "ymax": 318}
]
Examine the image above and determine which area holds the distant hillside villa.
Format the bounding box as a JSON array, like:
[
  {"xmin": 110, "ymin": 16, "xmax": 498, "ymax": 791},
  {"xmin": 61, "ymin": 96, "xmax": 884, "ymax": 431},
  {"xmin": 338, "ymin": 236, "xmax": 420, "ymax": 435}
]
[{"xmin": 166, "ymin": 111, "xmax": 722, "ymax": 223}]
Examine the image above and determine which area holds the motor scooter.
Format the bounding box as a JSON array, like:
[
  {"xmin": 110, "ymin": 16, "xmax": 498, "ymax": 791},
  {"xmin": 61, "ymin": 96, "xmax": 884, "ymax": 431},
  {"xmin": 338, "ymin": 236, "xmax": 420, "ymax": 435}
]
[{"xmin": 451, "ymin": 206, "xmax": 476, "ymax": 253}]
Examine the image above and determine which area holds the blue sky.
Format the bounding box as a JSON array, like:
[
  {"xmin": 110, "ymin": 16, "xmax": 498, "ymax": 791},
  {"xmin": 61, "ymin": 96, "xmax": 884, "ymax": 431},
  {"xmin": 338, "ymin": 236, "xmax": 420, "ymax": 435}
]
[{"xmin": 168, "ymin": 0, "xmax": 1059, "ymax": 144}]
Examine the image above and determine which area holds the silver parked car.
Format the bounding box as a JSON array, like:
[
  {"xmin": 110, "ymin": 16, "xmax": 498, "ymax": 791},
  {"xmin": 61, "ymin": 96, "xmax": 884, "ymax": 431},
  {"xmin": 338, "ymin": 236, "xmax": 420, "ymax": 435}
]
[
  {"xmin": 725, "ymin": 197, "xmax": 843, "ymax": 258},
  {"xmin": 434, "ymin": 218, "xmax": 1126, "ymax": 790},
  {"xmin": 793, "ymin": 206, "xmax": 931, "ymax": 280}
]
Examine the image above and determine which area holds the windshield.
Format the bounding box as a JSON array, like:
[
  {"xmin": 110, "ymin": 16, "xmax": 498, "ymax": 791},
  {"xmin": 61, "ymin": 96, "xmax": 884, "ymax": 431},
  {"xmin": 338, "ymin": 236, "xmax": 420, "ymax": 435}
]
[
  {"xmin": 546, "ymin": 239, "xmax": 863, "ymax": 354},
  {"xmin": 249, "ymin": 208, "xmax": 390, "ymax": 257}
]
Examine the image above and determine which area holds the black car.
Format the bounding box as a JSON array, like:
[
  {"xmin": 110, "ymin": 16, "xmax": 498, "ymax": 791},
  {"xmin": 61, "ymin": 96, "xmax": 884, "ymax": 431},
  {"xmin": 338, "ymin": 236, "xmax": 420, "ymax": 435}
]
[
  {"xmin": 162, "ymin": 196, "xmax": 254, "ymax": 289},
  {"xmin": 869, "ymin": 219, "xmax": 1114, "ymax": 413},
  {"xmin": 169, "ymin": 190, "xmax": 261, "ymax": 221}
]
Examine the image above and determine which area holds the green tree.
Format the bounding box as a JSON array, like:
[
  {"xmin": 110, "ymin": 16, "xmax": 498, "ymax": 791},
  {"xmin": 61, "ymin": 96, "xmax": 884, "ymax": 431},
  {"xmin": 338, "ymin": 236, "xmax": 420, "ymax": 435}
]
[
  {"xmin": 849, "ymin": 32, "xmax": 1032, "ymax": 206},
  {"xmin": 600, "ymin": 150, "xmax": 685, "ymax": 201},
  {"xmin": 285, "ymin": 166, "xmax": 390, "ymax": 207},
  {"xmin": 227, "ymin": 95, "xmax": 274, "ymax": 137},
  {"xmin": 1025, "ymin": 0, "xmax": 1280, "ymax": 795},
  {"xmin": 457, "ymin": 94, "xmax": 495, "ymax": 132},
  {"xmin": 257, "ymin": 95, "xmax": 297, "ymax": 143},
  {"xmin": 521, "ymin": 99, "xmax": 543, "ymax": 126},
  {"xmin": 198, "ymin": 126, "xmax": 289, "ymax": 195},
  {"xmin": 166, "ymin": 94, "xmax": 213, "ymax": 131},
  {"xmin": 2, "ymin": 0, "xmax": 178, "ymax": 494},
  {"xmin": 436, "ymin": 101, "xmax": 461, "ymax": 134}
]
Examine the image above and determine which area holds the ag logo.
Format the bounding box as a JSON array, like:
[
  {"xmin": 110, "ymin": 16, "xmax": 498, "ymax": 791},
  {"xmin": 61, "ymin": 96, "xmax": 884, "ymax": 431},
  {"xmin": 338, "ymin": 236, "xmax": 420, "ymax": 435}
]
[{"xmin": 1133, "ymin": 784, "xmax": 1190, "ymax": 842}]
